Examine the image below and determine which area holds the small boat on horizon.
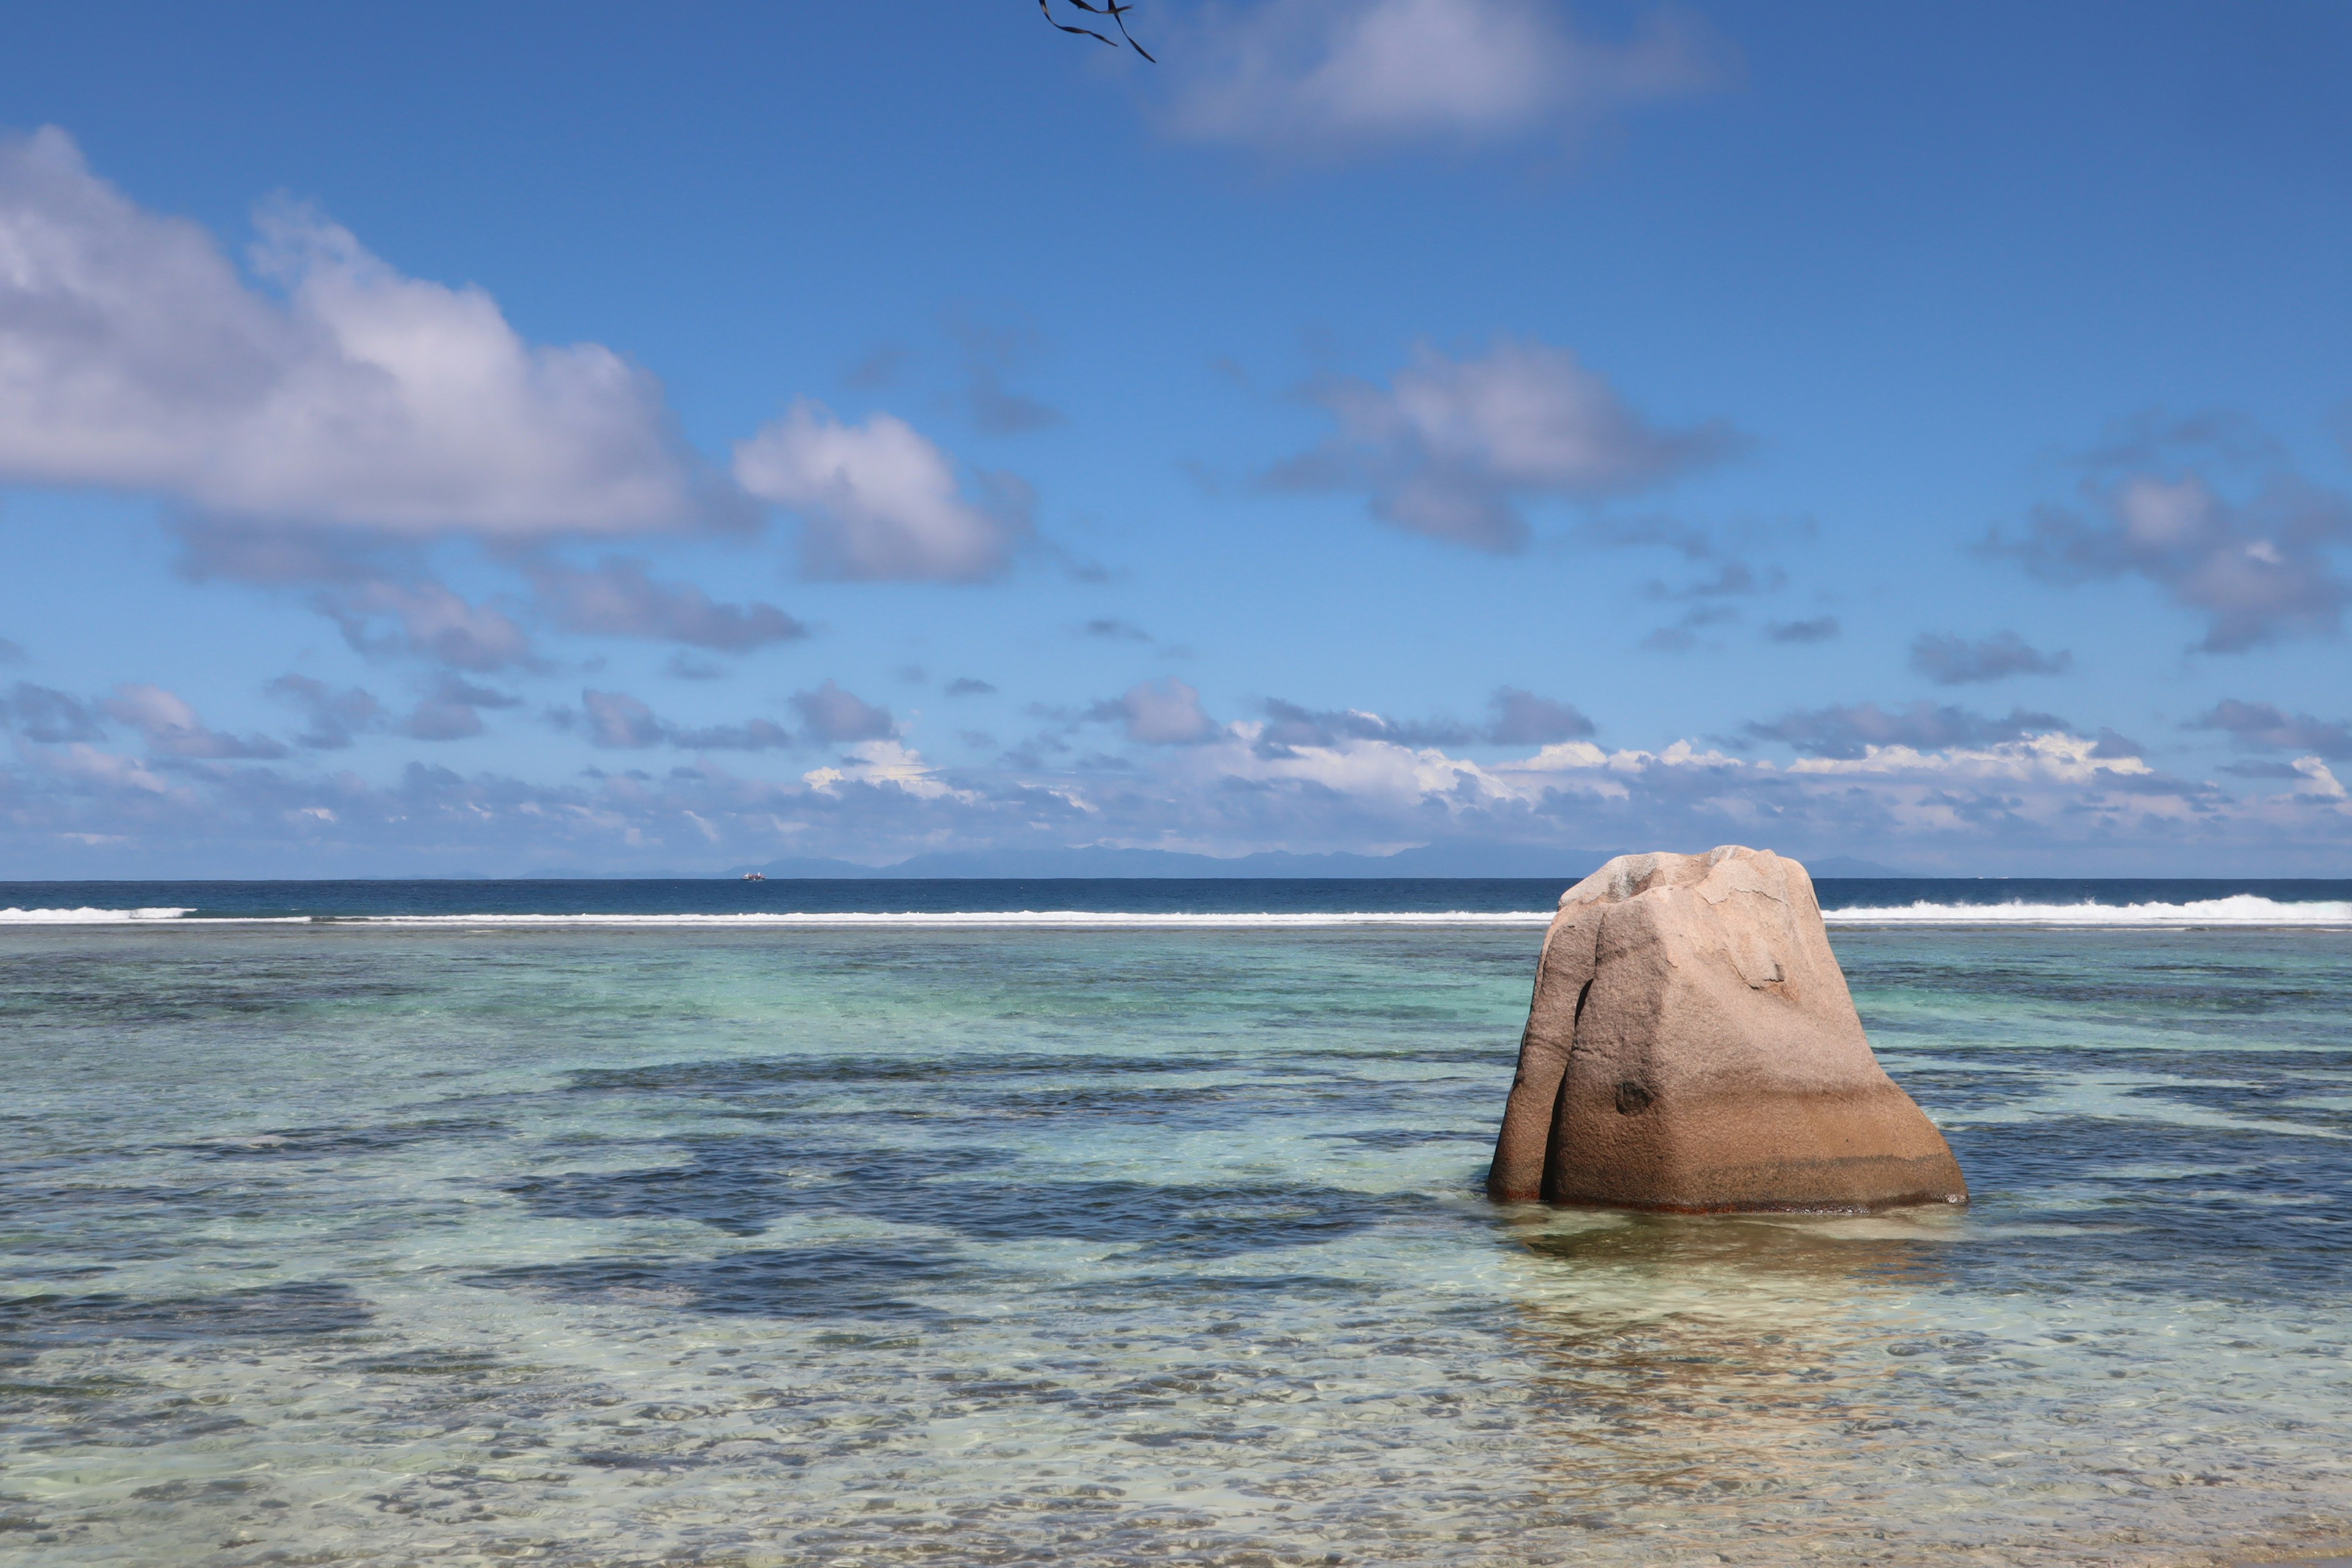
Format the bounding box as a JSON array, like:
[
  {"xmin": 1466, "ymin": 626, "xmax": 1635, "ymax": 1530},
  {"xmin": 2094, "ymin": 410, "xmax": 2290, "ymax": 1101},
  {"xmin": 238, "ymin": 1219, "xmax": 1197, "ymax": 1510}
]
[{"xmin": 741, "ymin": 872, "xmax": 766, "ymax": 881}]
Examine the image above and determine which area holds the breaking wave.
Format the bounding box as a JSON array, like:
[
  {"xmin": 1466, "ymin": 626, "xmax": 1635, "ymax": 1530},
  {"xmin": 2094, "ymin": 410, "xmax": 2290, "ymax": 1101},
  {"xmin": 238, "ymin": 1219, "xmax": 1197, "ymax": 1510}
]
[
  {"xmin": 308, "ymin": 911, "xmax": 1557, "ymax": 928},
  {"xmin": 1823, "ymin": 895, "xmax": 2352, "ymax": 928},
  {"xmin": 0, "ymin": 906, "xmax": 195, "ymax": 923}
]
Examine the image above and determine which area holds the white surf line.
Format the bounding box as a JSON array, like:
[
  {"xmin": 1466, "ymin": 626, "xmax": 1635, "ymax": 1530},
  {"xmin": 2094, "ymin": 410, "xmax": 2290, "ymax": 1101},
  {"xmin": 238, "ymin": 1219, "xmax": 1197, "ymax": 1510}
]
[
  {"xmin": 1824, "ymin": 895, "xmax": 2352, "ymax": 928},
  {"xmin": 0, "ymin": 906, "xmax": 197, "ymax": 922},
  {"xmin": 0, "ymin": 907, "xmax": 1557, "ymax": 928},
  {"xmin": 315, "ymin": 910, "xmax": 1559, "ymax": 927}
]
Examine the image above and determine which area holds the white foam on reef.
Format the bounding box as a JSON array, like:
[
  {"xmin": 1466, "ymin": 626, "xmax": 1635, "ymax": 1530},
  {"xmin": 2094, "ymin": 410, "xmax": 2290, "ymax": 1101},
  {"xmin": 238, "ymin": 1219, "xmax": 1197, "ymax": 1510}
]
[
  {"xmin": 323, "ymin": 910, "xmax": 1556, "ymax": 928},
  {"xmin": 0, "ymin": 906, "xmax": 194, "ymax": 923},
  {"xmin": 1825, "ymin": 894, "xmax": 2352, "ymax": 928}
]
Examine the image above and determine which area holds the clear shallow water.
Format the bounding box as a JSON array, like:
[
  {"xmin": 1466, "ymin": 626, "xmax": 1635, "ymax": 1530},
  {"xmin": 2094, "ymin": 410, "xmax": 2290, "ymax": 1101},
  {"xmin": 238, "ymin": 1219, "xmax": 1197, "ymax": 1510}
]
[{"xmin": 1, "ymin": 916, "xmax": 2348, "ymax": 1567}]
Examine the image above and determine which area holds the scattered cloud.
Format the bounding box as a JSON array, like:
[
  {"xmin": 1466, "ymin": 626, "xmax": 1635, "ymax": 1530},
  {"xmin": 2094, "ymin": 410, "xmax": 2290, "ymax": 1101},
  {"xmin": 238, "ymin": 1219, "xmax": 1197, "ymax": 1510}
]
[
  {"xmin": 1766, "ymin": 615, "xmax": 1839, "ymax": 644},
  {"xmin": 2, "ymin": 701, "xmax": 2343, "ymax": 878},
  {"xmin": 672, "ymin": 717, "xmax": 795, "ymax": 752},
  {"xmin": 733, "ymin": 400, "xmax": 1030, "ymax": 581},
  {"xmin": 1256, "ymin": 687, "xmax": 1590, "ymax": 752},
  {"xmin": 1638, "ymin": 603, "xmax": 1738, "ymax": 653},
  {"xmin": 529, "ymin": 557, "xmax": 807, "ymax": 652},
  {"xmin": 1909, "ymin": 630, "xmax": 2073, "ymax": 684},
  {"xmin": 1485, "ymin": 687, "xmax": 1594, "ymax": 745},
  {"xmin": 842, "ymin": 342, "xmax": 907, "ymax": 391},
  {"xmin": 2, "ymin": 682, "xmax": 107, "ymax": 744},
  {"xmin": 1985, "ymin": 418, "xmax": 2352, "ymax": 652},
  {"xmin": 554, "ymin": 681, "xmax": 889, "ymax": 752},
  {"xmin": 663, "ymin": 652, "xmax": 726, "ymax": 680},
  {"xmin": 1258, "ymin": 698, "xmax": 1473, "ymax": 753},
  {"xmin": 318, "ymin": 579, "xmax": 536, "ymax": 672},
  {"xmin": 1741, "ymin": 701, "xmax": 2070, "ymax": 761},
  {"xmin": 952, "ymin": 317, "xmax": 1061, "ymax": 435},
  {"xmin": 1080, "ymin": 617, "xmax": 1152, "ymax": 641},
  {"xmin": 578, "ymin": 689, "xmax": 670, "ymax": 750},
  {"xmin": 1270, "ymin": 339, "xmax": 1738, "ymax": 551},
  {"xmin": 103, "ymin": 684, "xmax": 287, "ymax": 760},
  {"xmin": 0, "ymin": 638, "xmax": 24, "ymax": 665},
  {"xmin": 1161, "ymin": 0, "xmax": 1728, "ymax": 157},
  {"xmin": 791, "ymin": 680, "xmax": 895, "ymax": 744},
  {"xmin": 0, "ymin": 127, "xmax": 714, "ymax": 538},
  {"xmin": 400, "ymin": 673, "xmax": 521, "ymax": 742},
  {"xmin": 945, "ymin": 677, "xmax": 997, "ymax": 696},
  {"xmin": 1102, "ymin": 678, "xmax": 1218, "ymax": 745},
  {"xmin": 266, "ymin": 674, "xmax": 383, "ymax": 749},
  {"xmin": 2188, "ymin": 698, "xmax": 2352, "ymax": 760},
  {"xmin": 1648, "ymin": 560, "xmax": 1779, "ymax": 601}
]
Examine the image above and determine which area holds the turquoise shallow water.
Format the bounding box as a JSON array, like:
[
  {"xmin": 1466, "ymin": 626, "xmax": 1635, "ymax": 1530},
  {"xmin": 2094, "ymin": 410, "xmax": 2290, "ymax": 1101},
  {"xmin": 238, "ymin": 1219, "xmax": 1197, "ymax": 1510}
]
[{"xmin": 2, "ymin": 922, "xmax": 2348, "ymax": 1567}]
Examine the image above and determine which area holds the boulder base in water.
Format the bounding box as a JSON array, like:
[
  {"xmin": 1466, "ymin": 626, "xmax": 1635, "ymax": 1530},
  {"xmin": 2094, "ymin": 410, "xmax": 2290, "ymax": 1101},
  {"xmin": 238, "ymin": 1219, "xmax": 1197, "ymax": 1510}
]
[{"xmin": 1488, "ymin": 845, "xmax": 1966, "ymax": 1212}]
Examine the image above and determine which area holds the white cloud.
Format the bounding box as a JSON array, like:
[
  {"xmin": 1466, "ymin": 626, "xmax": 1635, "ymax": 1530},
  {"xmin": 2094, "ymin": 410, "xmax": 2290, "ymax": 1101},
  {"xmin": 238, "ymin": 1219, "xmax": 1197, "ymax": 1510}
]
[
  {"xmin": 1273, "ymin": 339, "xmax": 1736, "ymax": 550},
  {"xmin": 1988, "ymin": 421, "xmax": 2352, "ymax": 652},
  {"xmin": 733, "ymin": 400, "xmax": 1026, "ymax": 581},
  {"xmin": 3, "ymin": 704, "xmax": 2347, "ymax": 877},
  {"xmin": 1164, "ymin": 0, "xmax": 1725, "ymax": 155},
  {"xmin": 0, "ymin": 126, "xmax": 709, "ymax": 536}
]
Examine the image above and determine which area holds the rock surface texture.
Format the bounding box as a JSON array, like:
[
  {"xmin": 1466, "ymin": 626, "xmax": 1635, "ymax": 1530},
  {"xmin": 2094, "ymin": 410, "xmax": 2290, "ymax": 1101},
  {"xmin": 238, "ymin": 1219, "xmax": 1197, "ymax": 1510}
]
[{"xmin": 1488, "ymin": 846, "xmax": 1966, "ymax": 1212}]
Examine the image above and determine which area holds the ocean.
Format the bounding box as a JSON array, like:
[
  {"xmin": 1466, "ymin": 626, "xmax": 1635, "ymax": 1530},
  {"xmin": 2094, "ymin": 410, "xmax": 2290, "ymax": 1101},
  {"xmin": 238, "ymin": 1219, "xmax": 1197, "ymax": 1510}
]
[{"xmin": 2, "ymin": 878, "xmax": 2348, "ymax": 1566}]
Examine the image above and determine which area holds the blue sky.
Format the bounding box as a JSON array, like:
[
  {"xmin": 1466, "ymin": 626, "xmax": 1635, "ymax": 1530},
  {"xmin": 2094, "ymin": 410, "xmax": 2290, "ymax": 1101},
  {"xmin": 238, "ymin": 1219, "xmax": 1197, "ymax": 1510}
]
[{"xmin": 2, "ymin": 0, "xmax": 2349, "ymax": 876}]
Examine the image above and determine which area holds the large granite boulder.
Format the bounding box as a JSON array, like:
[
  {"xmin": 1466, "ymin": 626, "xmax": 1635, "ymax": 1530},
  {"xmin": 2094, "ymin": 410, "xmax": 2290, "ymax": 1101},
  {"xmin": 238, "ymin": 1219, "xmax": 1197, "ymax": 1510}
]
[{"xmin": 1488, "ymin": 846, "xmax": 1966, "ymax": 1212}]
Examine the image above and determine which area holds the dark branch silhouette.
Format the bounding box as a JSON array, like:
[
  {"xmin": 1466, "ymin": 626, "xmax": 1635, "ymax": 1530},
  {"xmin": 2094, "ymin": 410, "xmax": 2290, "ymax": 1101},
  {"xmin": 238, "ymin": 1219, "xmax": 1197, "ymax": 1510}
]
[{"xmin": 1038, "ymin": 0, "xmax": 1155, "ymax": 62}]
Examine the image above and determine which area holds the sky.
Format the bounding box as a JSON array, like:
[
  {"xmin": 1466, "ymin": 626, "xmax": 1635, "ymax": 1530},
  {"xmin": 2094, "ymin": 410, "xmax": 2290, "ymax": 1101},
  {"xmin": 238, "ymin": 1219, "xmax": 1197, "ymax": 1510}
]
[{"xmin": 1, "ymin": 0, "xmax": 2349, "ymax": 878}]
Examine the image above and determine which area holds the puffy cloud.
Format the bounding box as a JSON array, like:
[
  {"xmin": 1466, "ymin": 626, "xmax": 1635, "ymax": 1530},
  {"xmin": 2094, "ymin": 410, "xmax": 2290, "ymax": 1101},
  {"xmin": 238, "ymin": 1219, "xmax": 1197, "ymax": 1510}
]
[
  {"xmin": 733, "ymin": 401, "xmax": 1027, "ymax": 581},
  {"xmin": 1106, "ymin": 678, "xmax": 1218, "ymax": 745},
  {"xmin": 1765, "ymin": 616, "xmax": 1839, "ymax": 644},
  {"xmin": 102, "ymin": 684, "xmax": 286, "ymax": 760},
  {"xmin": 529, "ymin": 557, "xmax": 807, "ymax": 652},
  {"xmin": 1909, "ymin": 630, "xmax": 2073, "ymax": 684},
  {"xmin": 2, "ymin": 682, "xmax": 106, "ymax": 744},
  {"xmin": 265, "ymin": 674, "xmax": 383, "ymax": 749},
  {"xmin": 2188, "ymin": 699, "xmax": 2352, "ymax": 760},
  {"xmin": 1271, "ymin": 339, "xmax": 1738, "ymax": 551},
  {"xmin": 0, "ymin": 127, "xmax": 710, "ymax": 537},
  {"xmin": 1986, "ymin": 428, "xmax": 2352, "ymax": 652},
  {"xmin": 1161, "ymin": 0, "xmax": 1726, "ymax": 156},
  {"xmin": 791, "ymin": 680, "xmax": 896, "ymax": 744},
  {"xmin": 1741, "ymin": 701, "xmax": 2070, "ymax": 761}
]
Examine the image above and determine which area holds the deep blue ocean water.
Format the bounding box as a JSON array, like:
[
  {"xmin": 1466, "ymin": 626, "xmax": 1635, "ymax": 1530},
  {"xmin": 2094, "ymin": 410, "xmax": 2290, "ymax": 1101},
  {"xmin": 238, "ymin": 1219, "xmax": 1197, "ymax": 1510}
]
[
  {"xmin": 4, "ymin": 875, "xmax": 2351, "ymax": 920},
  {"xmin": 1, "ymin": 880, "xmax": 2348, "ymax": 1565}
]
